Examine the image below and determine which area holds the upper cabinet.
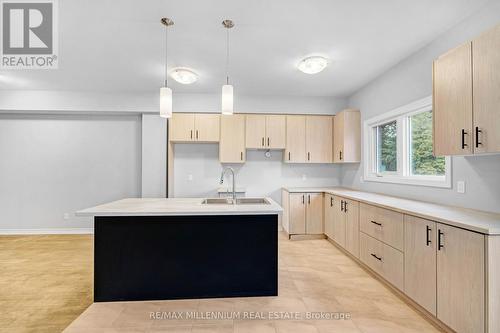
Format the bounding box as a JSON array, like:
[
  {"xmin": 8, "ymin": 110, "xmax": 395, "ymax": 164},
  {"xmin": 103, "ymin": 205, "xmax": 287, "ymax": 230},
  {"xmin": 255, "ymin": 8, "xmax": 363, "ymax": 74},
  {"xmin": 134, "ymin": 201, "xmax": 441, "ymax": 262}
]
[
  {"xmin": 220, "ymin": 114, "xmax": 246, "ymax": 163},
  {"xmin": 333, "ymin": 109, "xmax": 361, "ymax": 163},
  {"xmin": 285, "ymin": 115, "xmax": 333, "ymax": 163},
  {"xmin": 433, "ymin": 24, "xmax": 500, "ymax": 156},
  {"xmin": 169, "ymin": 113, "xmax": 220, "ymax": 143},
  {"xmin": 245, "ymin": 114, "xmax": 286, "ymax": 149}
]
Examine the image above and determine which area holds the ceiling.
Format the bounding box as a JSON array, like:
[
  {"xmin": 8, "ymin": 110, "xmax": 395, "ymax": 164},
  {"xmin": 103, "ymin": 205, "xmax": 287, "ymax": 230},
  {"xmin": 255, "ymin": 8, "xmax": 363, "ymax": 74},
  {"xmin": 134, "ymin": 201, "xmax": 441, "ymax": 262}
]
[{"xmin": 0, "ymin": 0, "xmax": 491, "ymax": 97}]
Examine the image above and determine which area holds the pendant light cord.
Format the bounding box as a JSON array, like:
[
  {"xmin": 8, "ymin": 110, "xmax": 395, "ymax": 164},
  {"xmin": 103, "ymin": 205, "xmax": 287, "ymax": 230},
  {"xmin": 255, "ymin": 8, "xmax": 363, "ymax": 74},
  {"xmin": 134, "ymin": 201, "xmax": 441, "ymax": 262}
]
[
  {"xmin": 165, "ymin": 24, "xmax": 168, "ymax": 87},
  {"xmin": 226, "ymin": 27, "xmax": 230, "ymax": 85}
]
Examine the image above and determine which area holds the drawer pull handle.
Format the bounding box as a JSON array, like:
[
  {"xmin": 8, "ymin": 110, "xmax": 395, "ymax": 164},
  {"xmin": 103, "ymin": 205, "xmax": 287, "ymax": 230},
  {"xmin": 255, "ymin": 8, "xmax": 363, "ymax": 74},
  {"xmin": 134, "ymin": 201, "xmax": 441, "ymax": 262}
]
[
  {"xmin": 371, "ymin": 220, "xmax": 382, "ymax": 227},
  {"xmin": 438, "ymin": 229, "xmax": 444, "ymax": 250},
  {"xmin": 371, "ymin": 253, "xmax": 382, "ymax": 261}
]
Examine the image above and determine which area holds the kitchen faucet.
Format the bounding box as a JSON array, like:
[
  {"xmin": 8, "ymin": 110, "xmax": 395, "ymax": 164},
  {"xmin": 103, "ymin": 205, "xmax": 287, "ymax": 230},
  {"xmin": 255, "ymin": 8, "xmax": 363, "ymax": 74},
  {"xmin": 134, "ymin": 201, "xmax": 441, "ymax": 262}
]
[{"xmin": 220, "ymin": 167, "xmax": 236, "ymax": 203}]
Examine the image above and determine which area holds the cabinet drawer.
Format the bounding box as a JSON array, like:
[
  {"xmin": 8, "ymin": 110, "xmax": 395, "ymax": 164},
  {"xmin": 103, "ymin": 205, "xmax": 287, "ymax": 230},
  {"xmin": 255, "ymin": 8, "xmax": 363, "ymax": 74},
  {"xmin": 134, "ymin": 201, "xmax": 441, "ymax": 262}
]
[
  {"xmin": 360, "ymin": 203, "xmax": 404, "ymax": 251},
  {"xmin": 360, "ymin": 232, "xmax": 404, "ymax": 290}
]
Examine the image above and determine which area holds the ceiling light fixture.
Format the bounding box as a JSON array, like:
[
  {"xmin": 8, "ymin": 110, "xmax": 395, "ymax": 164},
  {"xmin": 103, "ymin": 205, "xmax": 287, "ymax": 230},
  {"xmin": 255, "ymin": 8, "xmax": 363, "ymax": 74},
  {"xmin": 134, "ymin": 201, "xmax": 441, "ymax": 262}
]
[
  {"xmin": 170, "ymin": 67, "xmax": 199, "ymax": 85},
  {"xmin": 297, "ymin": 56, "xmax": 328, "ymax": 74},
  {"xmin": 221, "ymin": 19, "xmax": 234, "ymax": 115},
  {"xmin": 160, "ymin": 17, "xmax": 174, "ymax": 118}
]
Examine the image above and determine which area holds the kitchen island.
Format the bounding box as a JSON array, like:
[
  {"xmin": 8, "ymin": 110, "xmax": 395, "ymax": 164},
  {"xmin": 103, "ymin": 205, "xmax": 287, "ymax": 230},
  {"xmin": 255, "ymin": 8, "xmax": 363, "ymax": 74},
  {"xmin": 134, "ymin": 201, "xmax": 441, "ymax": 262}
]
[{"xmin": 77, "ymin": 198, "xmax": 282, "ymax": 302}]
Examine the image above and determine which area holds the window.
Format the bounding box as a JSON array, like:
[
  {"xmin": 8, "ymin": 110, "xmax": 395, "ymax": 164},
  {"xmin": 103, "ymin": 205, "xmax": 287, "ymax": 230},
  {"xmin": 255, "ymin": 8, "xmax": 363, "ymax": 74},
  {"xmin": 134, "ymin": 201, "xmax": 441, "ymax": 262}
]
[{"xmin": 364, "ymin": 96, "xmax": 451, "ymax": 188}]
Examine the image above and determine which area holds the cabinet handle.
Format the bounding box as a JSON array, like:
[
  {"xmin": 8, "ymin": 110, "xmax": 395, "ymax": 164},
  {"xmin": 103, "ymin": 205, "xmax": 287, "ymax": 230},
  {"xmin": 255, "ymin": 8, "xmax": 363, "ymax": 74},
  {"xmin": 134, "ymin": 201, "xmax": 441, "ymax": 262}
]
[
  {"xmin": 438, "ymin": 229, "xmax": 444, "ymax": 250},
  {"xmin": 426, "ymin": 225, "xmax": 431, "ymax": 246},
  {"xmin": 267, "ymin": 137, "xmax": 270, "ymax": 147},
  {"xmin": 344, "ymin": 201, "xmax": 348, "ymax": 213},
  {"xmin": 475, "ymin": 127, "xmax": 482, "ymax": 148},
  {"xmin": 302, "ymin": 195, "xmax": 305, "ymax": 204},
  {"xmin": 308, "ymin": 195, "xmax": 310, "ymax": 205},
  {"xmin": 240, "ymin": 152, "xmax": 243, "ymax": 161},
  {"xmin": 371, "ymin": 253, "xmax": 382, "ymax": 261},
  {"xmin": 262, "ymin": 137, "xmax": 265, "ymax": 147},
  {"xmin": 340, "ymin": 200, "xmax": 344, "ymax": 212},
  {"xmin": 330, "ymin": 197, "xmax": 333, "ymax": 207},
  {"xmin": 288, "ymin": 152, "xmax": 291, "ymax": 161},
  {"xmin": 307, "ymin": 152, "xmax": 311, "ymax": 161},
  {"xmin": 190, "ymin": 130, "xmax": 193, "ymax": 139},
  {"xmin": 340, "ymin": 150, "xmax": 343, "ymax": 161},
  {"xmin": 196, "ymin": 130, "xmax": 199, "ymax": 140},
  {"xmin": 461, "ymin": 129, "xmax": 468, "ymax": 149},
  {"xmin": 371, "ymin": 220, "xmax": 382, "ymax": 227}
]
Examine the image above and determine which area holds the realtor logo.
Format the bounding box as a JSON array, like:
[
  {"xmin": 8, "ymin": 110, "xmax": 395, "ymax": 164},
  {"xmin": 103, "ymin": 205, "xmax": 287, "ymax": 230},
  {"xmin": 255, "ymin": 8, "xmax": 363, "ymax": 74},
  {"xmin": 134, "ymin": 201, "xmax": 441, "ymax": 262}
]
[{"xmin": 1, "ymin": 0, "xmax": 58, "ymax": 69}]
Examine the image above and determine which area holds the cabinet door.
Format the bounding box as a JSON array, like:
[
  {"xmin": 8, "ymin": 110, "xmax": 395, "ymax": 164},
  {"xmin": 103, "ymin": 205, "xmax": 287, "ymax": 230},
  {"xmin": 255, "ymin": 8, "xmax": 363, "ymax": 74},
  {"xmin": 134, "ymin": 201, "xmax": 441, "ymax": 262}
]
[
  {"xmin": 220, "ymin": 115, "xmax": 246, "ymax": 163},
  {"xmin": 289, "ymin": 193, "xmax": 306, "ymax": 234},
  {"xmin": 437, "ymin": 223, "xmax": 484, "ymax": 333},
  {"xmin": 169, "ymin": 113, "xmax": 195, "ymax": 142},
  {"xmin": 306, "ymin": 116, "xmax": 333, "ymax": 163},
  {"xmin": 195, "ymin": 114, "xmax": 220, "ymax": 142},
  {"xmin": 285, "ymin": 116, "xmax": 306, "ymax": 163},
  {"xmin": 342, "ymin": 110, "xmax": 360, "ymax": 163},
  {"xmin": 333, "ymin": 112, "xmax": 344, "ymax": 163},
  {"xmin": 473, "ymin": 24, "xmax": 500, "ymax": 154},
  {"xmin": 344, "ymin": 199, "xmax": 359, "ymax": 258},
  {"xmin": 333, "ymin": 196, "xmax": 346, "ymax": 247},
  {"xmin": 306, "ymin": 193, "xmax": 323, "ymax": 234},
  {"xmin": 245, "ymin": 115, "xmax": 266, "ymax": 149},
  {"xmin": 433, "ymin": 42, "xmax": 473, "ymax": 156},
  {"xmin": 324, "ymin": 194, "xmax": 335, "ymax": 239},
  {"xmin": 404, "ymin": 215, "xmax": 437, "ymax": 315},
  {"xmin": 266, "ymin": 115, "xmax": 286, "ymax": 149}
]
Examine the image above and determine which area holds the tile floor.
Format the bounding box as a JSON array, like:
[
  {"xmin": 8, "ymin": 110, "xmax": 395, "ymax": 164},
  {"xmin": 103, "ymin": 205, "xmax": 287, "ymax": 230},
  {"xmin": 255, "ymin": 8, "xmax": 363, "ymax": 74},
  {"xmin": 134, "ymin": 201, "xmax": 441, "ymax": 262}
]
[{"xmin": 64, "ymin": 232, "xmax": 442, "ymax": 333}]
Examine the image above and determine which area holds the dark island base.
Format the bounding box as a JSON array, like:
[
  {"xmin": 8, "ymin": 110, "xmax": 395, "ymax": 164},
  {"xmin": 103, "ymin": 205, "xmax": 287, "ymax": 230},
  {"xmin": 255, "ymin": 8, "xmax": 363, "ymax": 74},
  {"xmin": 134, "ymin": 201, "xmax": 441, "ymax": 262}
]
[{"xmin": 94, "ymin": 215, "xmax": 278, "ymax": 302}]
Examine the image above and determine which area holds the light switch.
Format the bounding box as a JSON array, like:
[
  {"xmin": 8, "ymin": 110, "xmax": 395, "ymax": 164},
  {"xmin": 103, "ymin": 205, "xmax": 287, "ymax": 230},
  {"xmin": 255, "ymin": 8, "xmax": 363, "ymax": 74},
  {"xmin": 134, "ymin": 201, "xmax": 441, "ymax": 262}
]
[{"xmin": 457, "ymin": 181, "xmax": 465, "ymax": 194}]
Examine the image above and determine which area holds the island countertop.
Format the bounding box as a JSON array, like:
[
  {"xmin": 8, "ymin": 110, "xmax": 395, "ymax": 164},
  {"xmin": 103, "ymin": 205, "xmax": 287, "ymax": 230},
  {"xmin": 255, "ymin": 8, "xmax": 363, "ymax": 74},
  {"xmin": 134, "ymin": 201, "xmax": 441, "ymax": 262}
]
[{"xmin": 76, "ymin": 197, "xmax": 283, "ymax": 217}]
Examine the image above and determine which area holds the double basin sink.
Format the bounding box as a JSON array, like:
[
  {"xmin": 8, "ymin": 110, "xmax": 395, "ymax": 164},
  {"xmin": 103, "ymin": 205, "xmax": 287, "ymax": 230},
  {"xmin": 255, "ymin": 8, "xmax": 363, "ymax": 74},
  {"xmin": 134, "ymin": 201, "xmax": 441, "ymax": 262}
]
[{"xmin": 202, "ymin": 198, "xmax": 270, "ymax": 205}]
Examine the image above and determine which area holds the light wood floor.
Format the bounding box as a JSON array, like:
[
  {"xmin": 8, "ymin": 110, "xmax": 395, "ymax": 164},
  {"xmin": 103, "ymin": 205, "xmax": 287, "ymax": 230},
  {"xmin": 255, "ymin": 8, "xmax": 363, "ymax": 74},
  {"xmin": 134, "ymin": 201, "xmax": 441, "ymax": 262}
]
[
  {"xmin": 64, "ymin": 232, "xmax": 443, "ymax": 333},
  {"xmin": 0, "ymin": 235, "xmax": 93, "ymax": 333}
]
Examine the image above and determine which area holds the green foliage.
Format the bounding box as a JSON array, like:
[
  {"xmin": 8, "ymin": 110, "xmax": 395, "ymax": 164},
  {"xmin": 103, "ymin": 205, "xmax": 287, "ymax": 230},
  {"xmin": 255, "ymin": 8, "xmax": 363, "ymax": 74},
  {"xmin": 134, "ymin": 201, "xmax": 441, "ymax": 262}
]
[
  {"xmin": 410, "ymin": 111, "xmax": 445, "ymax": 175},
  {"xmin": 378, "ymin": 121, "xmax": 397, "ymax": 172}
]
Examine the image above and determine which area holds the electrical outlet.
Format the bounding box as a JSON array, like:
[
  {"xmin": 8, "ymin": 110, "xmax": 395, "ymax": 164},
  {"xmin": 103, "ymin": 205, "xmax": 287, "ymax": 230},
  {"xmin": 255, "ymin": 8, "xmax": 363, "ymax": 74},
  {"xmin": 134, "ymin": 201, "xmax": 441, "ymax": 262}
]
[
  {"xmin": 302, "ymin": 174, "xmax": 307, "ymax": 181},
  {"xmin": 63, "ymin": 213, "xmax": 70, "ymax": 220},
  {"xmin": 359, "ymin": 176, "xmax": 364, "ymax": 183},
  {"xmin": 188, "ymin": 174, "xmax": 193, "ymax": 181},
  {"xmin": 457, "ymin": 181, "xmax": 466, "ymax": 194}
]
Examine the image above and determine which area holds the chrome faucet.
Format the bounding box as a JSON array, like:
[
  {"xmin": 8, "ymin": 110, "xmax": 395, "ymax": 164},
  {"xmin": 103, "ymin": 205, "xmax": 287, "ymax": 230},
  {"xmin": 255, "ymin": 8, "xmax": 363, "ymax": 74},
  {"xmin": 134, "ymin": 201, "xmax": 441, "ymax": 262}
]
[{"xmin": 220, "ymin": 167, "xmax": 236, "ymax": 203}]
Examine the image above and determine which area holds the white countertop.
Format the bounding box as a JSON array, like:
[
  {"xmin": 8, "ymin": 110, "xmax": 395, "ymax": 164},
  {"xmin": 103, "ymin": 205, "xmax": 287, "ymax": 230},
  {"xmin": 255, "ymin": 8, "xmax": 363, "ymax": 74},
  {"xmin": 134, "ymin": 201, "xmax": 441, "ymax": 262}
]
[
  {"xmin": 76, "ymin": 197, "xmax": 282, "ymax": 217},
  {"xmin": 283, "ymin": 187, "xmax": 500, "ymax": 235}
]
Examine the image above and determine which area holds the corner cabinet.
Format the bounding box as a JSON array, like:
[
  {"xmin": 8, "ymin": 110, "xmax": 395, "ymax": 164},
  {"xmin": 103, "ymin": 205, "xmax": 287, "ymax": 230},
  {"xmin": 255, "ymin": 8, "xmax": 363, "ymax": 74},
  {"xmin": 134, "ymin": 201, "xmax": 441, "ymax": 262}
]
[
  {"xmin": 220, "ymin": 114, "xmax": 246, "ymax": 163},
  {"xmin": 169, "ymin": 113, "xmax": 220, "ymax": 143},
  {"xmin": 333, "ymin": 109, "xmax": 360, "ymax": 163},
  {"xmin": 245, "ymin": 114, "xmax": 286, "ymax": 149},
  {"xmin": 284, "ymin": 115, "xmax": 333, "ymax": 163},
  {"xmin": 433, "ymin": 23, "xmax": 500, "ymax": 156}
]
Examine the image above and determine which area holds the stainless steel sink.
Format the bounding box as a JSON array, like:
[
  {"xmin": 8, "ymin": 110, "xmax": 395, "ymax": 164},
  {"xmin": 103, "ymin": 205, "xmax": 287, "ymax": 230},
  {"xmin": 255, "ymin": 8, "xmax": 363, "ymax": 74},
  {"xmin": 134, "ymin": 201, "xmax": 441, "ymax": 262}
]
[{"xmin": 202, "ymin": 198, "xmax": 270, "ymax": 205}]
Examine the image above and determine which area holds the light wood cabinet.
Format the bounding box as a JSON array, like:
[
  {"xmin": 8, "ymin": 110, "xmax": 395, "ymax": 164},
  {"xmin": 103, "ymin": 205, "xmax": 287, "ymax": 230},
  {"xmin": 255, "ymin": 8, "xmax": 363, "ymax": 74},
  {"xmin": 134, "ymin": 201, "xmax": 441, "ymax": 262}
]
[
  {"xmin": 333, "ymin": 109, "xmax": 360, "ymax": 163},
  {"xmin": 306, "ymin": 116, "xmax": 333, "ymax": 163},
  {"xmin": 331, "ymin": 196, "xmax": 359, "ymax": 258},
  {"xmin": 245, "ymin": 114, "xmax": 286, "ymax": 149},
  {"xmin": 285, "ymin": 116, "xmax": 306, "ymax": 163},
  {"xmin": 359, "ymin": 203, "xmax": 404, "ymax": 251},
  {"xmin": 332, "ymin": 196, "xmax": 346, "ymax": 247},
  {"xmin": 169, "ymin": 113, "xmax": 220, "ymax": 142},
  {"xmin": 324, "ymin": 194, "xmax": 335, "ymax": 239},
  {"xmin": 404, "ymin": 215, "xmax": 437, "ymax": 315},
  {"xmin": 436, "ymin": 223, "xmax": 485, "ymax": 333},
  {"xmin": 282, "ymin": 191, "xmax": 323, "ymax": 235},
  {"xmin": 433, "ymin": 42, "xmax": 473, "ymax": 156},
  {"xmin": 219, "ymin": 115, "xmax": 246, "ymax": 163},
  {"xmin": 473, "ymin": 24, "xmax": 500, "ymax": 154}
]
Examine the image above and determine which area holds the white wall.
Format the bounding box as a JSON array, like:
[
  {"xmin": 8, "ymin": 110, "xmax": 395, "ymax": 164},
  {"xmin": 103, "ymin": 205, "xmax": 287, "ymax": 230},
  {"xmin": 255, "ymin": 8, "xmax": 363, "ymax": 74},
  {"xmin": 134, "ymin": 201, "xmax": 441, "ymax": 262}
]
[
  {"xmin": 0, "ymin": 114, "xmax": 142, "ymax": 233},
  {"xmin": 343, "ymin": 1, "xmax": 500, "ymax": 213},
  {"xmin": 141, "ymin": 114, "xmax": 167, "ymax": 198}
]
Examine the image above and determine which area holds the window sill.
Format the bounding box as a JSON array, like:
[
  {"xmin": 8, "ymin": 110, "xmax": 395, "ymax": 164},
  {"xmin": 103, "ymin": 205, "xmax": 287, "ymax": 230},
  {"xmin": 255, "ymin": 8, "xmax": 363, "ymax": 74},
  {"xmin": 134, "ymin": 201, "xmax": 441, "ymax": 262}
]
[{"xmin": 363, "ymin": 174, "xmax": 452, "ymax": 189}]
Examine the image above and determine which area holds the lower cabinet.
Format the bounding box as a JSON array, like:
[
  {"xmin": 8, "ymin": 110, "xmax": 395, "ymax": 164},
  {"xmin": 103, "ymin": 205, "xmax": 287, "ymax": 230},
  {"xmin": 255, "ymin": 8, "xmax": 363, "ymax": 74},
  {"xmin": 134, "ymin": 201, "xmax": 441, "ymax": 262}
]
[
  {"xmin": 324, "ymin": 194, "xmax": 334, "ymax": 239},
  {"xmin": 282, "ymin": 191, "xmax": 323, "ymax": 235},
  {"xmin": 331, "ymin": 196, "xmax": 359, "ymax": 258}
]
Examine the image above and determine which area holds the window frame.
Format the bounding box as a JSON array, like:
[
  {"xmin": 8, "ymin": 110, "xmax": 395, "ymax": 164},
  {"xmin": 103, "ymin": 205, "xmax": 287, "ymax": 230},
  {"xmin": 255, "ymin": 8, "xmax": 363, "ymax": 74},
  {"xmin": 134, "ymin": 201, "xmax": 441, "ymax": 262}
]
[{"xmin": 363, "ymin": 96, "xmax": 451, "ymax": 188}]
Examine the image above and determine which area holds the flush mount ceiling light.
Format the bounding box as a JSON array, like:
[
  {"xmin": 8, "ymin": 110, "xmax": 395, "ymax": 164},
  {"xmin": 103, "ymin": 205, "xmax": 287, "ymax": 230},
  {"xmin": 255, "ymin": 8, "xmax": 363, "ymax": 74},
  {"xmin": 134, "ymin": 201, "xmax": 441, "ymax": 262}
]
[
  {"xmin": 297, "ymin": 56, "xmax": 329, "ymax": 74},
  {"xmin": 221, "ymin": 19, "xmax": 234, "ymax": 115},
  {"xmin": 159, "ymin": 17, "xmax": 174, "ymax": 118},
  {"xmin": 170, "ymin": 67, "xmax": 199, "ymax": 85}
]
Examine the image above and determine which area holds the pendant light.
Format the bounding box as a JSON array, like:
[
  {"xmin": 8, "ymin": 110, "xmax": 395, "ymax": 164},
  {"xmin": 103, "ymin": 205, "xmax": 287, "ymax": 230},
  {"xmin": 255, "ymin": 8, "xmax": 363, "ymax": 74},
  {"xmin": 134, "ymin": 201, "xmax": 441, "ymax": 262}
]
[
  {"xmin": 160, "ymin": 17, "xmax": 174, "ymax": 118},
  {"xmin": 221, "ymin": 19, "xmax": 234, "ymax": 115}
]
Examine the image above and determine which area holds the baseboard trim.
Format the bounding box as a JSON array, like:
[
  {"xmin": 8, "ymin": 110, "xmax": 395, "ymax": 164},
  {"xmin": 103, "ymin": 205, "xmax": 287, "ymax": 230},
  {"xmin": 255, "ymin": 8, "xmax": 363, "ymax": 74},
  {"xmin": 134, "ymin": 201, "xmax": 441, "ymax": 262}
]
[{"xmin": 0, "ymin": 228, "xmax": 94, "ymax": 235}]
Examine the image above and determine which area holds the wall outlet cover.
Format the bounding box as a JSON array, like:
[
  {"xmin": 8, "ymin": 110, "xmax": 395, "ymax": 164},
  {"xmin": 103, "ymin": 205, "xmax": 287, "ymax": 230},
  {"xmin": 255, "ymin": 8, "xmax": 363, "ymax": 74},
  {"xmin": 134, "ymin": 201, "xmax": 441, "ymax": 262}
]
[
  {"xmin": 188, "ymin": 174, "xmax": 193, "ymax": 181},
  {"xmin": 457, "ymin": 181, "xmax": 465, "ymax": 194},
  {"xmin": 302, "ymin": 174, "xmax": 307, "ymax": 181}
]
